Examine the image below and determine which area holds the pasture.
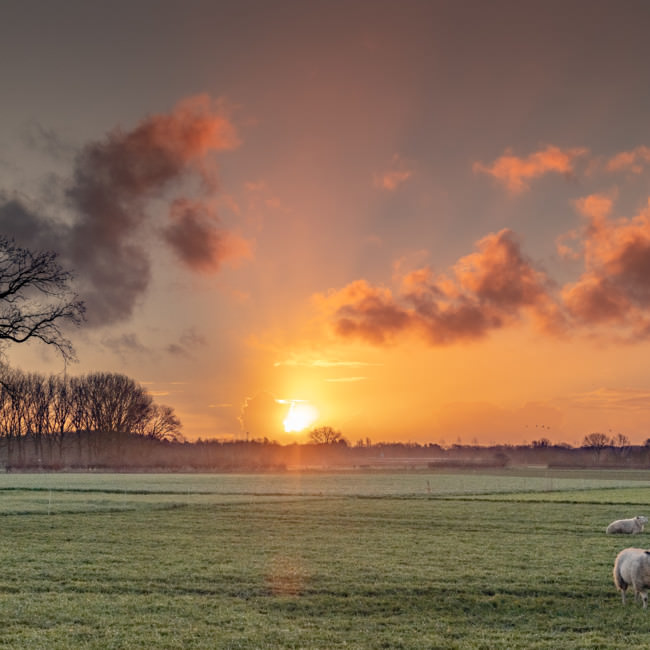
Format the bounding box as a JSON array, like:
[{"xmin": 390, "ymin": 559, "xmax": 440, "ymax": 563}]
[{"xmin": 0, "ymin": 469, "xmax": 649, "ymax": 648}]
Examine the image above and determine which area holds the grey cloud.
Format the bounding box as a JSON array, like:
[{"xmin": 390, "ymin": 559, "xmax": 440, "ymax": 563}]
[{"xmin": 0, "ymin": 96, "xmax": 243, "ymax": 328}]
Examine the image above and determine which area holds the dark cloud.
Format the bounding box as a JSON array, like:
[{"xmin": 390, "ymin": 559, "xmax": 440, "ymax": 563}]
[
  {"xmin": 0, "ymin": 196, "xmax": 63, "ymax": 251},
  {"xmin": 165, "ymin": 328, "xmax": 208, "ymax": 357},
  {"xmin": 179, "ymin": 328, "xmax": 208, "ymax": 348},
  {"xmin": 0, "ymin": 95, "xmax": 249, "ymax": 327},
  {"xmin": 101, "ymin": 332, "xmax": 150, "ymax": 356},
  {"xmin": 162, "ymin": 199, "xmax": 251, "ymax": 273},
  {"xmin": 166, "ymin": 343, "xmax": 188, "ymax": 357}
]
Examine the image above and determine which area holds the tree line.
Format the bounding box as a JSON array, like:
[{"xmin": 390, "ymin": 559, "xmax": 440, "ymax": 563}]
[{"xmin": 0, "ymin": 367, "xmax": 181, "ymax": 468}]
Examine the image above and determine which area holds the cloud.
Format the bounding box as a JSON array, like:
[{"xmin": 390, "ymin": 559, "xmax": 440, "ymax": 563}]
[
  {"xmin": 572, "ymin": 192, "xmax": 615, "ymax": 221},
  {"xmin": 317, "ymin": 229, "xmax": 558, "ymax": 346},
  {"xmin": 0, "ymin": 94, "xmax": 247, "ymax": 326},
  {"xmin": 319, "ymin": 183, "xmax": 650, "ymax": 347},
  {"xmin": 318, "ymin": 280, "xmax": 412, "ymax": 345},
  {"xmin": 556, "ymin": 192, "xmax": 616, "ymax": 261},
  {"xmin": 179, "ymin": 328, "xmax": 208, "ymax": 348},
  {"xmin": 606, "ymin": 146, "xmax": 650, "ymax": 174},
  {"xmin": 373, "ymin": 154, "xmax": 413, "ymax": 191},
  {"xmin": 452, "ymin": 230, "xmax": 550, "ymax": 309},
  {"xmin": 561, "ymin": 195, "xmax": 650, "ymax": 333},
  {"xmin": 162, "ymin": 198, "xmax": 252, "ymax": 272},
  {"xmin": 165, "ymin": 327, "xmax": 209, "ymax": 357},
  {"xmin": 374, "ymin": 170, "xmax": 412, "ymax": 191},
  {"xmin": 474, "ymin": 145, "xmax": 588, "ymax": 193},
  {"xmin": 0, "ymin": 194, "xmax": 66, "ymax": 251},
  {"xmin": 100, "ymin": 332, "xmax": 150, "ymax": 356}
]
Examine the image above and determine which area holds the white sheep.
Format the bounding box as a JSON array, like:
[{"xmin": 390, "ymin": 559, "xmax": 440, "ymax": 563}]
[
  {"xmin": 606, "ymin": 515, "xmax": 648, "ymax": 534},
  {"xmin": 613, "ymin": 547, "xmax": 650, "ymax": 607}
]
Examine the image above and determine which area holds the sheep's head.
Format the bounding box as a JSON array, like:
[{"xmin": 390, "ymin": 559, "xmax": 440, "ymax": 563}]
[{"xmin": 637, "ymin": 516, "xmax": 649, "ymax": 524}]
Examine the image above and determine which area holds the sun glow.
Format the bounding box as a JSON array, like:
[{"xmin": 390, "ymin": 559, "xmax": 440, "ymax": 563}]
[{"xmin": 280, "ymin": 400, "xmax": 319, "ymax": 433}]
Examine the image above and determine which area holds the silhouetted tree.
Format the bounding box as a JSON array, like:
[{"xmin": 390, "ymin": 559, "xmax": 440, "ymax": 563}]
[
  {"xmin": 613, "ymin": 432, "xmax": 630, "ymax": 448},
  {"xmin": 48, "ymin": 375, "xmax": 75, "ymax": 463},
  {"xmin": 309, "ymin": 426, "xmax": 343, "ymax": 444},
  {"xmin": 582, "ymin": 432, "xmax": 611, "ymax": 464},
  {"xmin": 612, "ymin": 432, "xmax": 631, "ymax": 460},
  {"xmin": 0, "ymin": 367, "xmax": 183, "ymax": 468},
  {"xmin": 582, "ymin": 432, "xmax": 611, "ymax": 448},
  {"xmin": 0, "ymin": 237, "xmax": 84, "ymax": 363},
  {"xmin": 137, "ymin": 403, "xmax": 183, "ymax": 441},
  {"xmin": 82, "ymin": 372, "xmax": 153, "ymax": 433}
]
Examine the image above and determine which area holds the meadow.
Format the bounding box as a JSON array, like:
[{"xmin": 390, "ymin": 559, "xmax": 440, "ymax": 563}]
[{"xmin": 0, "ymin": 469, "xmax": 650, "ymax": 648}]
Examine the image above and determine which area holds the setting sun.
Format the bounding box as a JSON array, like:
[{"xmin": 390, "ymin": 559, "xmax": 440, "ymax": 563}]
[{"xmin": 281, "ymin": 400, "xmax": 319, "ymax": 433}]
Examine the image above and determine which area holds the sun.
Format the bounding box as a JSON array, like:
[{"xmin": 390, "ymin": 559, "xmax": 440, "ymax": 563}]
[{"xmin": 282, "ymin": 401, "xmax": 319, "ymax": 433}]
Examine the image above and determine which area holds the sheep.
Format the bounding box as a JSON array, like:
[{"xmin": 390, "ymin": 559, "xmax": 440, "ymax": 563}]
[
  {"xmin": 613, "ymin": 547, "xmax": 650, "ymax": 607},
  {"xmin": 606, "ymin": 515, "xmax": 648, "ymax": 534}
]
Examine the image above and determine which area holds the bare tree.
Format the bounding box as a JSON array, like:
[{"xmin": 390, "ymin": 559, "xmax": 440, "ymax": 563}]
[
  {"xmin": 137, "ymin": 404, "xmax": 183, "ymax": 442},
  {"xmin": 613, "ymin": 432, "xmax": 630, "ymax": 448},
  {"xmin": 0, "ymin": 366, "xmax": 30, "ymax": 465},
  {"xmin": 613, "ymin": 432, "xmax": 631, "ymax": 460},
  {"xmin": 582, "ymin": 431, "xmax": 611, "ymax": 464},
  {"xmin": 82, "ymin": 372, "xmax": 153, "ymax": 433},
  {"xmin": 0, "ymin": 237, "xmax": 84, "ymax": 363},
  {"xmin": 582, "ymin": 432, "xmax": 611, "ymax": 448},
  {"xmin": 48, "ymin": 375, "xmax": 75, "ymax": 463},
  {"xmin": 309, "ymin": 426, "xmax": 344, "ymax": 444}
]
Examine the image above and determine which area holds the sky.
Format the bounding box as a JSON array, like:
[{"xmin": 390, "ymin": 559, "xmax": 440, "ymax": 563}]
[{"xmin": 3, "ymin": 0, "xmax": 650, "ymax": 446}]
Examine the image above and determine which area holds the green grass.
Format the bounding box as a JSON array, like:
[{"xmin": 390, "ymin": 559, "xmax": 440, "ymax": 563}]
[{"xmin": 0, "ymin": 471, "xmax": 649, "ymax": 648}]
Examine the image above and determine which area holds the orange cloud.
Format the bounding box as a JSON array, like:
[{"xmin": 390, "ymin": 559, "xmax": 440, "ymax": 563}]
[
  {"xmin": 573, "ymin": 192, "xmax": 615, "ymax": 221},
  {"xmin": 561, "ymin": 275, "xmax": 630, "ymax": 325},
  {"xmin": 374, "ymin": 170, "xmax": 412, "ymax": 191},
  {"xmin": 373, "ymin": 154, "xmax": 413, "ymax": 191},
  {"xmin": 556, "ymin": 192, "xmax": 616, "ymax": 261},
  {"xmin": 317, "ymin": 229, "xmax": 557, "ymax": 346},
  {"xmin": 474, "ymin": 145, "xmax": 588, "ymax": 193},
  {"xmin": 326, "ymin": 280, "xmax": 412, "ymax": 345},
  {"xmin": 606, "ymin": 146, "xmax": 650, "ymax": 174},
  {"xmin": 453, "ymin": 230, "xmax": 549, "ymax": 309},
  {"xmin": 561, "ymin": 197, "xmax": 650, "ymax": 333}
]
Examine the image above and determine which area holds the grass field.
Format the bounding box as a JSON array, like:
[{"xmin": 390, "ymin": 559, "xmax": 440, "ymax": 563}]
[{"xmin": 0, "ymin": 469, "xmax": 650, "ymax": 648}]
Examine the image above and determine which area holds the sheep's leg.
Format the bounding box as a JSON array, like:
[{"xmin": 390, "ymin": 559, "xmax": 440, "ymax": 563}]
[
  {"xmin": 621, "ymin": 588, "xmax": 627, "ymax": 604},
  {"xmin": 642, "ymin": 591, "xmax": 648, "ymax": 609}
]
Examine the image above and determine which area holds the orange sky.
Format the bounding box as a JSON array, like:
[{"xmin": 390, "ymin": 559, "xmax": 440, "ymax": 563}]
[{"xmin": 4, "ymin": 1, "xmax": 650, "ymax": 445}]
